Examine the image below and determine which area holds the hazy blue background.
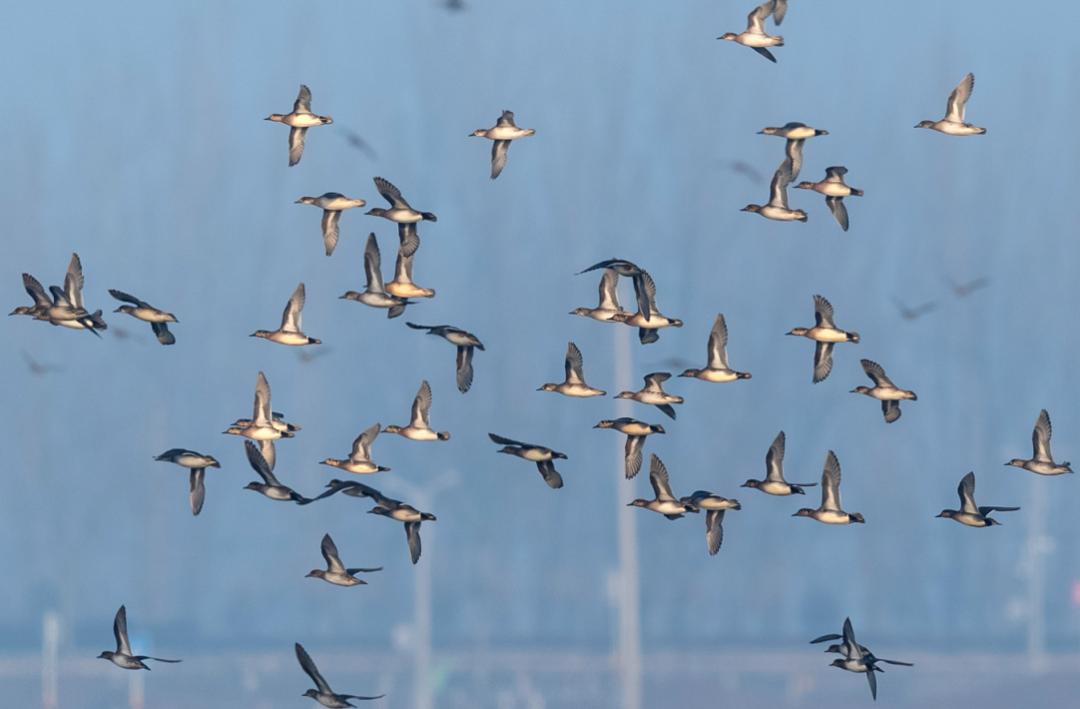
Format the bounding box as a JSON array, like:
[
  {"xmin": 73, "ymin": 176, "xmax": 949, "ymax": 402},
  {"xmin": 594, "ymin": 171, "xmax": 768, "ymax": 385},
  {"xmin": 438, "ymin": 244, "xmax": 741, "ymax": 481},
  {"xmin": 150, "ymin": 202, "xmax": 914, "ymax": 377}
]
[{"xmin": 3, "ymin": 0, "xmax": 1079, "ymax": 706}]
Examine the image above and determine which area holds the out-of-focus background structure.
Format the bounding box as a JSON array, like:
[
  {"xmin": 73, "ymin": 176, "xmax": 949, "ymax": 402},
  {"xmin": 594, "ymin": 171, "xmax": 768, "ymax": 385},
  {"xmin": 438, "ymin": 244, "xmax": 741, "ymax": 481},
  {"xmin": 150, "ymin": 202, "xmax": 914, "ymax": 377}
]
[{"xmin": 2, "ymin": 1, "xmax": 1079, "ymax": 706}]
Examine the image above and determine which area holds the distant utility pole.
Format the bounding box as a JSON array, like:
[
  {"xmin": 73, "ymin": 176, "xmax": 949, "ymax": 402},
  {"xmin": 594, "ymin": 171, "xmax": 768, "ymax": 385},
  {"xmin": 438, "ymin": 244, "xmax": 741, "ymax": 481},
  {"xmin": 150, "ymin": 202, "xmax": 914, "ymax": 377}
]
[
  {"xmin": 41, "ymin": 611, "xmax": 59, "ymax": 709},
  {"xmin": 612, "ymin": 325, "xmax": 642, "ymax": 709},
  {"xmin": 384, "ymin": 470, "xmax": 461, "ymax": 709}
]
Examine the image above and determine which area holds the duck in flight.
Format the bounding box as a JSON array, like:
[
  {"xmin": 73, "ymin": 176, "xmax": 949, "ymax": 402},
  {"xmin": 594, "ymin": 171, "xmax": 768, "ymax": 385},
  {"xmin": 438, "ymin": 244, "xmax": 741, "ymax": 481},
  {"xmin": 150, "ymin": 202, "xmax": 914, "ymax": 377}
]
[
  {"xmin": 892, "ymin": 297, "xmax": 937, "ymax": 321},
  {"xmin": 570, "ymin": 268, "xmax": 632, "ymax": 323},
  {"xmin": 594, "ymin": 418, "xmax": 666, "ymax": 479},
  {"xmin": 470, "ymin": 110, "xmax": 535, "ymax": 179},
  {"xmin": 295, "ymin": 193, "xmax": 366, "ymax": 256},
  {"xmin": 98, "ymin": 605, "xmax": 181, "ymax": 670},
  {"xmin": 818, "ymin": 618, "xmax": 912, "ymax": 701},
  {"xmin": 680, "ymin": 491, "xmax": 741, "ymax": 555},
  {"xmin": 1005, "ymin": 409, "xmax": 1072, "ymax": 475},
  {"xmin": 223, "ymin": 372, "xmax": 296, "ymax": 441},
  {"xmin": 242, "ymin": 440, "xmax": 311, "ymax": 503},
  {"xmin": 538, "ymin": 341, "xmax": 606, "ymax": 397},
  {"xmin": 489, "ymin": 433, "xmax": 568, "ymax": 489},
  {"xmin": 406, "ymin": 322, "xmax": 484, "ymax": 393},
  {"xmin": 678, "ymin": 313, "xmax": 751, "ymax": 383},
  {"xmin": 10, "ymin": 273, "xmax": 52, "ymax": 320},
  {"xmin": 320, "ymin": 423, "xmax": 390, "ymax": 475},
  {"xmin": 850, "ymin": 359, "xmax": 917, "ymax": 424},
  {"xmin": 792, "ymin": 451, "xmax": 865, "ymax": 525},
  {"xmin": 295, "ymin": 642, "xmax": 384, "ymax": 706},
  {"xmin": 794, "ymin": 166, "xmax": 863, "ymax": 231},
  {"xmin": 936, "ymin": 471, "xmax": 1019, "ymax": 527},
  {"xmin": 575, "ymin": 259, "xmax": 652, "ymax": 322},
  {"xmin": 741, "ymin": 162, "xmax": 806, "ymax": 222},
  {"xmin": 306, "ymin": 534, "xmax": 382, "ymax": 587},
  {"xmin": 44, "ymin": 254, "xmax": 108, "ymax": 335},
  {"xmin": 617, "ymin": 270, "xmax": 684, "ymax": 344},
  {"xmin": 717, "ymin": 0, "xmax": 785, "ymax": 63},
  {"xmin": 339, "ymin": 233, "xmax": 412, "ymax": 318},
  {"xmin": 265, "ymin": 85, "xmax": 333, "ymax": 166},
  {"xmin": 109, "ymin": 289, "xmax": 178, "ymax": 345},
  {"xmin": 615, "ymin": 372, "xmax": 683, "ymax": 420},
  {"xmin": 385, "ymin": 237, "xmax": 435, "ymax": 300},
  {"xmin": 916, "ymin": 72, "xmax": 986, "ymax": 136},
  {"xmin": 786, "ymin": 294, "xmax": 860, "ymax": 383},
  {"xmin": 628, "ymin": 454, "xmax": 697, "ymax": 519},
  {"xmin": 366, "ymin": 177, "xmax": 436, "ymax": 259},
  {"xmin": 251, "ymin": 282, "xmax": 322, "ymax": 346},
  {"xmin": 741, "ymin": 431, "xmax": 818, "ymax": 496},
  {"xmin": 384, "ymin": 380, "xmax": 450, "ymax": 441},
  {"xmin": 153, "ymin": 449, "xmax": 220, "ymax": 516}
]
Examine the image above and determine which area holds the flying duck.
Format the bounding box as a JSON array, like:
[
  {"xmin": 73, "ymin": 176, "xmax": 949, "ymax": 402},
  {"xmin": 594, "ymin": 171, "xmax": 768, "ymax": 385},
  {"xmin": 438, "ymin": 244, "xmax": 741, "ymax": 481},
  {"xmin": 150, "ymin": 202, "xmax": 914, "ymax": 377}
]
[
  {"xmin": 153, "ymin": 449, "xmax": 220, "ymax": 516},
  {"xmin": 619, "ymin": 270, "xmax": 684, "ymax": 344},
  {"xmin": 295, "ymin": 642, "xmax": 384, "ymax": 706},
  {"xmin": 1005, "ymin": 409, "xmax": 1072, "ymax": 475},
  {"xmin": 321, "ymin": 423, "xmax": 390, "ymax": 474},
  {"xmin": 46, "ymin": 254, "xmax": 108, "ymax": 335},
  {"xmin": 594, "ymin": 418, "xmax": 666, "ymax": 479},
  {"xmin": 385, "ymin": 239, "xmax": 435, "ymax": 299},
  {"xmin": 916, "ymin": 73, "xmax": 986, "ymax": 135},
  {"xmin": 339, "ymin": 233, "xmax": 412, "ymax": 318},
  {"xmin": 570, "ymin": 268, "xmax": 632, "ymax": 322},
  {"xmin": 822, "ymin": 618, "xmax": 913, "ymax": 701},
  {"xmin": 223, "ymin": 372, "xmax": 295, "ymax": 441},
  {"xmin": 892, "ymin": 297, "xmax": 937, "ymax": 321},
  {"xmin": 367, "ymin": 492, "xmax": 436, "ymax": 565},
  {"xmin": 251, "ymin": 282, "xmax": 322, "ymax": 346},
  {"xmin": 242, "ymin": 440, "xmax": 310, "ymax": 503},
  {"xmin": 794, "ymin": 166, "xmax": 863, "ymax": 231},
  {"xmin": 470, "ymin": 110, "xmax": 535, "ymax": 179},
  {"xmin": 758, "ymin": 122, "xmax": 828, "ymax": 140},
  {"xmin": 792, "ymin": 451, "xmax": 865, "ymax": 524},
  {"xmin": 741, "ymin": 161, "xmax": 806, "ymax": 222},
  {"xmin": 787, "ymin": 295, "xmax": 860, "ymax": 383},
  {"xmin": 538, "ymin": 341, "xmax": 606, "ymax": 397},
  {"xmin": 405, "ymin": 322, "xmax": 484, "ymax": 393},
  {"xmin": 615, "ymin": 372, "xmax": 683, "ymax": 420},
  {"xmin": 678, "ymin": 313, "xmax": 751, "ymax": 382},
  {"xmin": 627, "ymin": 454, "xmax": 697, "ymax": 519},
  {"xmin": 366, "ymin": 177, "xmax": 436, "ymax": 258},
  {"xmin": 489, "ymin": 433, "xmax": 568, "ymax": 489},
  {"xmin": 97, "ymin": 605, "xmax": 181, "ymax": 670},
  {"xmin": 265, "ymin": 85, "xmax": 332, "ymax": 166},
  {"xmin": 741, "ymin": 431, "xmax": 818, "ymax": 496},
  {"xmin": 717, "ymin": 0, "xmax": 785, "ymax": 63},
  {"xmin": 295, "ymin": 193, "xmax": 366, "ymax": 256},
  {"xmin": 575, "ymin": 259, "xmax": 652, "ymax": 321},
  {"xmin": 936, "ymin": 471, "xmax": 1019, "ymax": 527},
  {"xmin": 680, "ymin": 491, "xmax": 741, "ymax": 555},
  {"xmin": 306, "ymin": 534, "xmax": 382, "ymax": 587},
  {"xmin": 850, "ymin": 359, "xmax": 917, "ymax": 423},
  {"xmin": 109, "ymin": 289, "xmax": 178, "ymax": 345},
  {"xmin": 10, "ymin": 273, "xmax": 52, "ymax": 320},
  {"xmin": 384, "ymin": 380, "xmax": 450, "ymax": 441}
]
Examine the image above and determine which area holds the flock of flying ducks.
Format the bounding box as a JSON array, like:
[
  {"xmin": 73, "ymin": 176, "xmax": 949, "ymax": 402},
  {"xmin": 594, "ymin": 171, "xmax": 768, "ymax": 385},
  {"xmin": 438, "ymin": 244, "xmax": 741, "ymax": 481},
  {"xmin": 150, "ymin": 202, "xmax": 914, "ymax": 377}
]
[{"xmin": 7, "ymin": 2, "xmax": 1056, "ymax": 704}]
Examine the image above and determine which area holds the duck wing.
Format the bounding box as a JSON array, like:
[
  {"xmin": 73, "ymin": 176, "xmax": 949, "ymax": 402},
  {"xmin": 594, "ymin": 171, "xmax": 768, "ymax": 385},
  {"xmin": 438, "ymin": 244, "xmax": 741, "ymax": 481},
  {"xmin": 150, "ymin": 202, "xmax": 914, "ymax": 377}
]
[
  {"xmin": 293, "ymin": 84, "xmax": 313, "ymax": 114},
  {"xmin": 294, "ymin": 643, "xmax": 333, "ymax": 694},
  {"xmin": 456, "ymin": 346, "xmax": 475, "ymax": 393},
  {"xmin": 288, "ymin": 127, "xmax": 307, "ymax": 167},
  {"xmin": 1032, "ymin": 409, "xmax": 1053, "ymax": 462},
  {"xmin": 349, "ymin": 423, "xmax": 381, "ymax": 462},
  {"xmin": 321, "ymin": 533, "xmax": 346, "ymax": 573},
  {"xmin": 957, "ymin": 471, "xmax": 979, "ymax": 515},
  {"xmin": 490, "ymin": 140, "xmax": 511, "ymax": 179},
  {"xmin": 649, "ymin": 454, "xmax": 677, "ymax": 501},
  {"xmin": 564, "ymin": 341, "xmax": 586, "ymax": 385},
  {"xmin": 411, "ymin": 380, "xmax": 433, "ymax": 428},
  {"xmin": 812, "ymin": 342, "xmax": 834, "ymax": 383},
  {"xmin": 624, "ymin": 435, "xmax": 645, "ymax": 479},
  {"xmin": 705, "ymin": 510, "xmax": 725, "ymax": 555},
  {"xmin": 825, "ymin": 196, "xmax": 849, "ymax": 231},
  {"xmin": 706, "ymin": 313, "xmax": 730, "ymax": 369},
  {"xmin": 820, "ymin": 451, "xmax": 842, "ymax": 511},
  {"xmin": 945, "ymin": 73, "xmax": 974, "ymax": 123},
  {"xmin": 113, "ymin": 605, "xmax": 133, "ymax": 656},
  {"xmin": 861, "ymin": 359, "xmax": 895, "ymax": 388},
  {"xmin": 244, "ymin": 440, "xmax": 282, "ymax": 486},
  {"xmin": 281, "ymin": 283, "xmax": 305, "ymax": 333},
  {"xmin": 813, "ymin": 294, "xmax": 836, "ymax": 328},
  {"xmin": 765, "ymin": 430, "xmax": 786, "ymax": 482},
  {"xmin": 374, "ymin": 176, "xmax": 411, "ymax": 209},
  {"xmin": 321, "ymin": 210, "xmax": 341, "ymax": 256},
  {"xmin": 363, "ymin": 233, "xmax": 386, "ymax": 293}
]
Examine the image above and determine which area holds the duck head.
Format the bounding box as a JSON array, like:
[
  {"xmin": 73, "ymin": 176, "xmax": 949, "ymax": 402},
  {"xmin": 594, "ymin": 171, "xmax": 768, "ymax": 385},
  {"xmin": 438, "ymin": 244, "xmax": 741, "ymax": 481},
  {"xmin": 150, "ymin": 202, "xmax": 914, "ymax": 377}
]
[
  {"xmin": 740, "ymin": 204, "xmax": 763, "ymax": 213},
  {"xmin": 791, "ymin": 508, "xmax": 815, "ymax": 518},
  {"xmin": 382, "ymin": 424, "xmax": 402, "ymax": 434},
  {"xmin": 469, "ymin": 129, "xmax": 487, "ymax": 137},
  {"xmin": 786, "ymin": 327, "xmax": 809, "ymax": 337},
  {"xmin": 627, "ymin": 499, "xmax": 649, "ymax": 508},
  {"xmin": 365, "ymin": 207, "xmax": 389, "ymax": 218},
  {"xmin": 850, "ymin": 385, "xmax": 872, "ymax": 395},
  {"xmin": 914, "ymin": 120, "xmax": 935, "ymax": 129},
  {"xmin": 305, "ymin": 569, "xmax": 325, "ymax": 579},
  {"xmin": 740, "ymin": 479, "xmax": 761, "ymax": 490},
  {"xmin": 717, "ymin": 32, "xmax": 738, "ymax": 41},
  {"xmin": 537, "ymin": 383, "xmax": 559, "ymax": 392},
  {"xmin": 295, "ymin": 196, "xmax": 317, "ymax": 205},
  {"xmin": 593, "ymin": 420, "xmax": 614, "ymax": 429},
  {"xmin": 569, "ymin": 307, "xmax": 593, "ymax": 317},
  {"xmin": 264, "ymin": 113, "xmax": 285, "ymax": 122},
  {"xmin": 935, "ymin": 510, "xmax": 956, "ymax": 520},
  {"xmin": 793, "ymin": 181, "xmax": 815, "ymax": 190},
  {"xmin": 1004, "ymin": 458, "xmax": 1026, "ymax": 468},
  {"xmin": 97, "ymin": 651, "xmax": 113, "ymax": 660},
  {"xmin": 249, "ymin": 330, "xmax": 272, "ymax": 340},
  {"xmin": 678, "ymin": 368, "xmax": 702, "ymax": 378},
  {"xmin": 614, "ymin": 391, "xmax": 634, "ymax": 400}
]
